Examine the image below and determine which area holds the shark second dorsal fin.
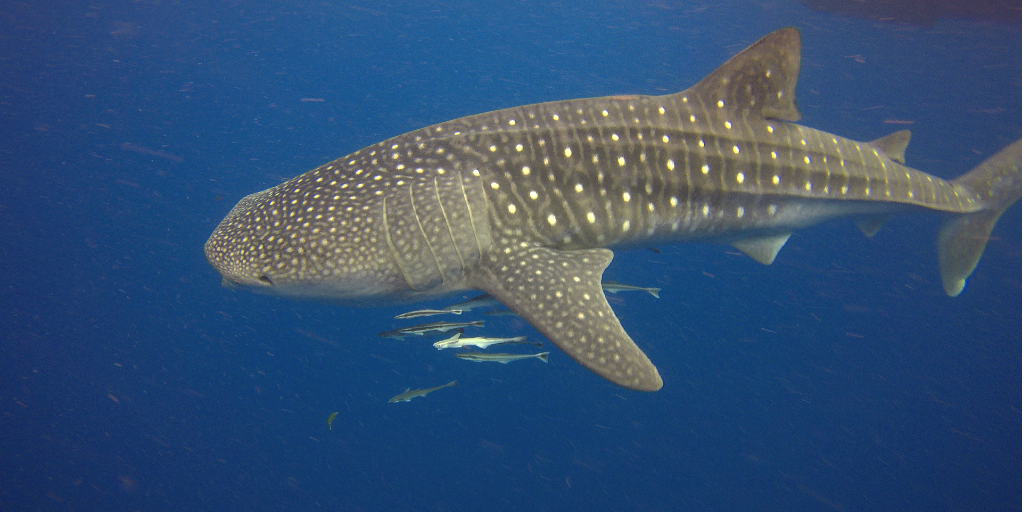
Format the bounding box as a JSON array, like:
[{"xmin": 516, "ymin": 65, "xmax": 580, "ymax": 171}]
[
  {"xmin": 869, "ymin": 130, "xmax": 912, "ymax": 164},
  {"xmin": 687, "ymin": 27, "xmax": 802, "ymax": 121}
]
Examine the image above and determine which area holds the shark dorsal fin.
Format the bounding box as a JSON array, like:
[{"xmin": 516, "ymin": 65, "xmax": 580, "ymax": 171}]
[
  {"xmin": 869, "ymin": 130, "xmax": 912, "ymax": 164},
  {"xmin": 686, "ymin": 27, "xmax": 802, "ymax": 121}
]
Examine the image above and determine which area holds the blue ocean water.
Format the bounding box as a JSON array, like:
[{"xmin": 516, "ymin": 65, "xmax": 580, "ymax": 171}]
[{"xmin": 1, "ymin": 1, "xmax": 1020, "ymax": 510}]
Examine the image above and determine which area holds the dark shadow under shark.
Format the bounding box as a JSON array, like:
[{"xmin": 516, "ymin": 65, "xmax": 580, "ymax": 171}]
[{"xmin": 205, "ymin": 29, "xmax": 1021, "ymax": 392}]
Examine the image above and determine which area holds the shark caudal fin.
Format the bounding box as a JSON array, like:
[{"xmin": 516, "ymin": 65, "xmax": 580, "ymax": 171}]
[{"xmin": 937, "ymin": 140, "xmax": 1022, "ymax": 296}]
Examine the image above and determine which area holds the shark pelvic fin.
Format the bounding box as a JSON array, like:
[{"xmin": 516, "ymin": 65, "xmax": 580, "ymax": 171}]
[
  {"xmin": 471, "ymin": 246, "xmax": 662, "ymax": 391},
  {"xmin": 687, "ymin": 27, "xmax": 802, "ymax": 121},
  {"xmin": 854, "ymin": 216, "xmax": 889, "ymax": 237},
  {"xmin": 869, "ymin": 130, "xmax": 912, "ymax": 164},
  {"xmin": 731, "ymin": 233, "xmax": 792, "ymax": 265}
]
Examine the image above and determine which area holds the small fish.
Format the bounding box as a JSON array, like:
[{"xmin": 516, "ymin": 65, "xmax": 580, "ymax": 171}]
[
  {"xmin": 601, "ymin": 281, "xmax": 661, "ymax": 298},
  {"xmin": 433, "ymin": 332, "xmax": 542, "ymax": 350},
  {"xmin": 377, "ymin": 320, "xmax": 484, "ymax": 339},
  {"xmin": 394, "ymin": 308, "xmax": 463, "ymax": 319},
  {"xmin": 482, "ymin": 310, "xmax": 517, "ymax": 317},
  {"xmin": 442, "ymin": 294, "xmax": 503, "ymax": 312},
  {"xmin": 455, "ymin": 351, "xmax": 550, "ymax": 364},
  {"xmin": 327, "ymin": 411, "xmax": 338, "ymax": 430},
  {"xmin": 387, "ymin": 380, "xmax": 457, "ymax": 403}
]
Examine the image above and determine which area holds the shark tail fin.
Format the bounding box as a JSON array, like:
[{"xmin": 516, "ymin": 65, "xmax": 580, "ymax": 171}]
[
  {"xmin": 446, "ymin": 380, "xmax": 457, "ymax": 387},
  {"xmin": 937, "ymin": 140, "xmax": 1021, "ymax": 296},
  {"xmin": 537, "ymin": 352, "xmax": 550, "ymax": 364}
]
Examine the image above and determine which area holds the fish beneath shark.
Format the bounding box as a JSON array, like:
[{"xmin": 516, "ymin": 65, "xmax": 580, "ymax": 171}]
[
  {"xmin": 376, "ymin": 320, "xmax": 483, "ymax": 339},
  {"xmin": 388, "ymin": 380, "xmax": 457, "ymax": 403},
  {"xmin": 433, "ymin": 332, "xmax": 542, "ymax": 350},
  {"xmin": 205, "ymin": 28, "xmax": 1021, "ymax": 392},
  {"xmin": 455, "ymin": 352, "xmax": 550, "ymax": 364}
]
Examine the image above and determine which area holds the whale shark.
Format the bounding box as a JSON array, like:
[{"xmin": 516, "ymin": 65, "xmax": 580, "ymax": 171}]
[{"xmin": 205, "ymin": 28, "xmax": 1021, "ymax": 392}]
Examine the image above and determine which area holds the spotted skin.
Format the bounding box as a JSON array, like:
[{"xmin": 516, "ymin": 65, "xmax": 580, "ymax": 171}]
[{"xmin": 206, "ymin": 29, "xmax": 1021, "ymax": 391}]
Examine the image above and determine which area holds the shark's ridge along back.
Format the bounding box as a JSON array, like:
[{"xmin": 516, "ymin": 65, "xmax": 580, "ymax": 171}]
[{"xmin": 206, "ymin": 28, "xmax": 1021, "ymax": 391}]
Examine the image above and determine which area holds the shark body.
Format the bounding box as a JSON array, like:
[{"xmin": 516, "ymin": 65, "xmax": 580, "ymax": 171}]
[{"xmin": 205, "ymin": 29, "xmax": 1021, "ymax": 392}]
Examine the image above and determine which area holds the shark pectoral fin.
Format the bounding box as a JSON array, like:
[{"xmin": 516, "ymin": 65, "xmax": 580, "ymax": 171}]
[
  {"xmin": 869, "ymin": 130, "xmax": 912, "ymax": 164},
  {"xmin": 854, "ymin": 216, "xmax": 889, "ymax": 237},
  {"xmin": 730, "ymin": 233, "xmax": 792, "ymax": 265},
  {"xmin": 471, "ymin": 246, "xmax": 663, "ymax": 391},
  {"xmin": 686, "ymin": 27, "xmax": 802, "ymax": 121}
]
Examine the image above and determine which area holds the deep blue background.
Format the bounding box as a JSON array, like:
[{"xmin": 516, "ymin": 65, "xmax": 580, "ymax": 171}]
[{"xmin": 1, "ymin": 1, "xmax": 1019, "ymax": 510}]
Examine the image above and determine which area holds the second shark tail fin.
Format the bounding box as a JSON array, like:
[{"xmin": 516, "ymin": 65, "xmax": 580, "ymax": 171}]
[{"xmin": 937, "ymin": 140, "xmax": 1022, "ymax": 296}]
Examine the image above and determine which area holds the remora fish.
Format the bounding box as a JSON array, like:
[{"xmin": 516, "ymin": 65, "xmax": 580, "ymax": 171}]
[
  {"xmin": 455, "ymin": 352, "xmax": 550, "ymax": 364},
  {"xmin": 602, "ymin": 281, "xmax": 661, "ymax": 298},
  {"xmin": 206, "ymin": 28, "xmax": 1021, "ymax": 392},
  {"xmin": 433, "ymin": 332, "xmax": 541, "ymax": 350},
  {"xmin": 388, "ymin": 380, "xmax": 457, "ymax": 403},
  {"xmin": 392, "ymin": 293, "xmax": 496, "ymax": 319},
  {"xmin": 376, "ymin": 320, "xmax": 483, "ymax": 339},
  {"xmin": 394, "ymin": 308, "xmax": 463, "ymax": 319},
  {"xmin": 443, "ymin": 294, "xmax": 503, "ymax": 312}
]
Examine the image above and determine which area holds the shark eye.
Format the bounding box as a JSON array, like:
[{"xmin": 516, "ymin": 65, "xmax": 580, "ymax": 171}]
[{"xmin": 258, "ymin": 275, "xmax": 274, "ymax": 285}]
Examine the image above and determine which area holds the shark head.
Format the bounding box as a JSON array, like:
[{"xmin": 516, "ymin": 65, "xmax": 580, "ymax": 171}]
[
  {"xmin": 204, "ymin": 129, "xmax": 493, "ymax": 305},
  {"xmin": 204, "ymin": 175, "xmax": 417, "ymax": 304}
]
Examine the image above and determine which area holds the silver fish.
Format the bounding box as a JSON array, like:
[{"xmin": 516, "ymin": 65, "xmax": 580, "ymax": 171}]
[
  {"xmin": 377, "ymin": 320, "xmax": 483, "ymax": 339},
  {"xmin": 433, "ymin": 332, "xmax": 541, "ymax": 350},
  {"xmin": 387, "ymin": 380, "xmax": 457, "ymax": 403},
  {"xmin": 601, "ymin": 281, "xmax": 661, "ymax": 298},
  {"xmin": 394, "ymin": 308, "xmax": 463, "ymax": 319},
  {"xmin": 455, "ymin": 352, "xmax": 550, "ymax": 364},
  {"xmin": 442, "ymin": 294, "xmax": 503, "ymax": 312}
]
